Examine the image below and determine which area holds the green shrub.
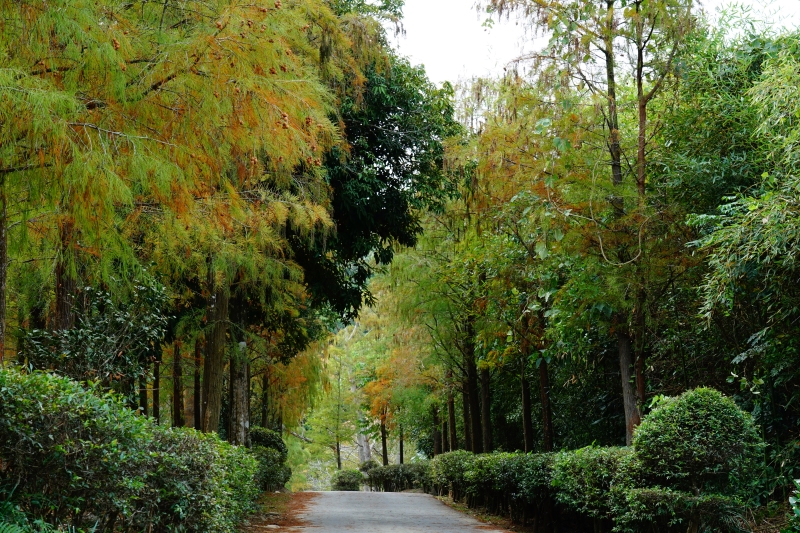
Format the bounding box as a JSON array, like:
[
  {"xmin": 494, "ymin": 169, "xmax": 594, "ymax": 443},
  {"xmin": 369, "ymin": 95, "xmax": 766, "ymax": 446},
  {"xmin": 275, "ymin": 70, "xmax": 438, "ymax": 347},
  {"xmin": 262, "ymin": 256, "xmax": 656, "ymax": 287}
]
[
  {"xmin": 633, "ymin": 387, "xmax": 764, "ymax": 496},
  {"xmin": 253, "ymin": 446, "xmax": 292, "ymax": 492},
  {"xmin": 366, "ymin": 463, "xmax": 430, "ymax": 492},
  {"xmin": 332, "ymin": 469, "xmax": 363, "ymax": 491},
  {"xmin": 551, "ymin": 446, "xmax": 632, "ymax": 519},
  {"xmin": 250, "ymin": 426, "xmax": 288, "ymax": 461},
  {"xmin": 790, "ymin": 480, "xmax": 800, "ymax": 530},
  {"xmin": 429, "ymin": 450, "xmax": 475, "ymax": 499},
  {"xmin": 359, "ymin": 459, "xmax": 380, "ymax": 473},
  {"xmin": 0, "ymin": 369, "xmax": 259, "ymax": 533}
]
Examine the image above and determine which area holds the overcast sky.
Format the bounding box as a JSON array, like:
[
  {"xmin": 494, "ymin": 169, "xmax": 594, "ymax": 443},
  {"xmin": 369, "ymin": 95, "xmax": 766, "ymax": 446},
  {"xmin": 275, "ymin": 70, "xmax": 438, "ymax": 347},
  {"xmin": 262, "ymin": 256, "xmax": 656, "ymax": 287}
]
[{"xmin": 389, "ymin": 0, "xmax": 800, "ymax": 85}]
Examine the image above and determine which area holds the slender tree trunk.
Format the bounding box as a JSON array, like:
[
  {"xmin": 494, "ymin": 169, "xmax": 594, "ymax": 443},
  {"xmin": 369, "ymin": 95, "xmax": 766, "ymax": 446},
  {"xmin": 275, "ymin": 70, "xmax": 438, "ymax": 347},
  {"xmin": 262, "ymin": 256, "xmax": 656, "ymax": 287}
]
[
  {"xmin": 380, "ymin": 417, "xmax": 389, "ymax": 466},
  {"xmin": 139, "ymin": 374, "xmax": 148, "ymax": 417},
  {"xmin": 0, "ymin": 177, "xmax": 6, "ymax": 366},
  {"xmin": 202, "ymin": 284, "xmax": 229, "ymax": 433},
  {"xmin": 173, "ymin": 342, "xmax": 184, "ymax": 427},
  {"xmin": 432, "ymin": 407, "xmax": 442, "ymax": 456},
  {"xmin": 618, "ymin": 328, "xmax": 641, "ymax": 445},
  {"xmin": 55, "ymin": 220, "xmax": 76, "ymax": 331},
  {"xmin": 521, "ymin": 356, "xmax": 534, "ymax": 453},
  {"xmin": 480, "ymin": 367, "xmax": 492, "ymax": 452},
  {"xmin": 153, "ymin": 357, "xmax": 160, "ymax": 424},
  {"xmin": 229, "ymin": 343, "xmax": 249, "ymax": 445},
  {"xmin": 194, "ymin": 337, "xmax": 202, "ymax": 430},
  {"xmin": 261, "ymin": 371, "xmax": 269, "ymax": 428},
  {"xmin": 539, "ymin": 358, "xmax": 554, "ymax": 452},
  {"xmin": 466, "ymin": 351, "xmax": 482, "ymax": 453},
  {"xmin": 448, "ymin": 390, "xmax": 457, "ymax": 451},
  {"xmin": 462, "ymin": 383, "xmax": 472, "ymax": 452},
  {"xmin": 441, "ymin": 418, "xmax": 448, "ymax": 453},
  {"xmin": 399, "ymin": 426, "xmax": 404, "ymax": 464},
  {"xmin": 634, "ymin": 287, "xmax": 647, "ymax": 411},
  {"xmin": 336, "ymin": 438, "xmax": 342, "ymax": 470}
]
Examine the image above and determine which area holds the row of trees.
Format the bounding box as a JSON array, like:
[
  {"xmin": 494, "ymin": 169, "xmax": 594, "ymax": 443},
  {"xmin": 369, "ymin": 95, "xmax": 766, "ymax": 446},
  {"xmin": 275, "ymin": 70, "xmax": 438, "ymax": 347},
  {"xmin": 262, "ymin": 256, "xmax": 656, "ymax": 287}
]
[
  {"xmin": 312, "ymin": 1, "xmax": 800, "ymax": 513},
  {"xmin": 1, "ymin": 0, "xmax": 458, "ymax": 449}
]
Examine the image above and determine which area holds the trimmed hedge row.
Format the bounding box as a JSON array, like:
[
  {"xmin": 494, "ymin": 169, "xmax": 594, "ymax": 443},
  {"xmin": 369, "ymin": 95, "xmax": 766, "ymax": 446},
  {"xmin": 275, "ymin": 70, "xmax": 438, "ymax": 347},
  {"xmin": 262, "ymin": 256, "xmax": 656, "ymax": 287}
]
[
  {"xmin": 0, "ymin": 369, "xmax": 263, "ymax": 532},
  {"xmin": 426, "ymin": 388, "xmax": 763, "ymax": 533},
  {"xmin": 364, "ymin": 463, "xmax": 430, "ymax": 492}
]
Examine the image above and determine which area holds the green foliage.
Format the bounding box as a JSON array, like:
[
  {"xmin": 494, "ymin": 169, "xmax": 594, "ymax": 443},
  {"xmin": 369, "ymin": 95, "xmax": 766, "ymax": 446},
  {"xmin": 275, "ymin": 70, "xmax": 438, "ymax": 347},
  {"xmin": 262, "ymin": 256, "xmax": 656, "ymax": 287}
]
[
  {"xmin": 19, "ymin": 278, "xmax": 169, "ymax": 384},
  {"xmin": 365, "ymin": 463, "xmax": 430, "ymax": 492},
  {"xmin": 359, "ymin": 459, "xmax": 380, "ymax": 472},
  {"xmin": 253, "ymin": 447, "xmax": 292, "ymax": 492},
  {"xmin": 250, "ymin": 426, "xmax": 289, "ymax": 461},
  {"xmin": 790, "ymin": 480, "xmax": 800, "ymax": 530},
  {"xmin": 0, "ymin": 368, "xmax": 259, "ymax": 532},
  {"xmin": 551, "ymin": 446, "xmax": 632, "ymax": 519},
  {"xmin": 331, "ymin": 469, "xmax": 364, "ymax": 491},
  {"xmin": 633, "ymin": 388, "xmax": 764, "ymax": 496},
  {"xmin": 429, "ymin": 450, "xmax": 475, "ymax": 499}
]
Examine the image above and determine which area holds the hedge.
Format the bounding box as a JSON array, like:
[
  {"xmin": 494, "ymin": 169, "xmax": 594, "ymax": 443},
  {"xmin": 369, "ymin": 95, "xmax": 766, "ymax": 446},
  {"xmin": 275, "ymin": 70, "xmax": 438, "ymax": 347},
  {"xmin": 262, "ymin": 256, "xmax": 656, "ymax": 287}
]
[
  {"xmin": 0, "ymin": 369, "xmax": 261, "ymax": 532},
  {"xmin": 250, "ymin": 426, "xmax": 291, "ymax": 492},
  {"xmin": 332, "ymin": 469, "xmax": 363, "ymax": 491},
  {"xmin": 365, "ymin": 463, "xmax": 430, "ymax": 492},
  {"xmin": 424, "ymin": 388, "xmax": 763, "ymax": 533}
]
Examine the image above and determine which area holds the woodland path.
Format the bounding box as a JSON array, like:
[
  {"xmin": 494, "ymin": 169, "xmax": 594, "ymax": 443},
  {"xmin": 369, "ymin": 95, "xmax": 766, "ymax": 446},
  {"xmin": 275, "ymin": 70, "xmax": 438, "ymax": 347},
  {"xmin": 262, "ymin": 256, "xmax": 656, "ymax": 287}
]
[{"xmin": 284, "ymin": 491, "xmax": 511, "ymax": 533}]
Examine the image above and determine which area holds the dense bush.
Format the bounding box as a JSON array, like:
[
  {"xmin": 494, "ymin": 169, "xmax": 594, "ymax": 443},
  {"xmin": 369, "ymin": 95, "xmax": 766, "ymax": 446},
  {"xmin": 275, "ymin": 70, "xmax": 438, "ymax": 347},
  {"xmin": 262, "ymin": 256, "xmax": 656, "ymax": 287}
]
[
  {"xmin": 429, "ymin": 449, "xmax": 474, "ymax": 500},
  {"xmin": 0, "ymin": 369, "xmax": 260, "ymax": 532},
  {"xmin": 359, "ymin": 459, "xmax": 380, "ymax": 473},
  {"xmin": 425, "ymin": 388, "xmax": 763, "ymax": 533},
  {"xmin": 331, "ymin": 469, "xmax": 363, "ymax": 491},
  {"xmin": 633, "ymin": 388, "xmax": 763, "ymax": 497},
  {"xmin": 249, "ymin": 426, "xmax": 291, "ymax": 491},
  {"xmin": 551, "ymin": 446, "xmax": 632, "ymax": 520},
  {"xmin": 365, "ymin": 463, "xmax": 430, "ymax": 492},
  {"xmin": 253, "ymin": 446, "xmax": 292, "ymax": 492},
  {"xmin": 250, "ymin": 426, "xmax": 289, "ymax": 461}
]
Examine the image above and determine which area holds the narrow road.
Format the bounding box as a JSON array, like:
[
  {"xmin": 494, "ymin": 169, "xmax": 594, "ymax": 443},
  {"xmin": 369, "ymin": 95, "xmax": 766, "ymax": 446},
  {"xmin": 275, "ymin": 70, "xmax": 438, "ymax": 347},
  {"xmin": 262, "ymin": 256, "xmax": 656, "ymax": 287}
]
[{"xmin": 290, "ymin": 491, "xmax": 511, "ymax": 533}]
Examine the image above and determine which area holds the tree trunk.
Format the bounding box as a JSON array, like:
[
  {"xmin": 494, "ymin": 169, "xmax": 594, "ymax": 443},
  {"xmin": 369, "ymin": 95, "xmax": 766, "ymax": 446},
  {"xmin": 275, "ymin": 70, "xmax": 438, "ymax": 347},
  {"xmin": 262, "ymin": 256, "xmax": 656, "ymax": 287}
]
[
  {"xmin": 0, "ymin": 177, "xmax": 6, "ymax": 366},
  {"xmin": 153, "ymin": 357, "xmax": 160, "ymax": 423},
  {"xmin": 634, "ymin": 286, "xmax": 647, "ymax": 412},
  {"xmin": 336, "ymin": 437, "xmax": 342, "ymax": 470},
  {"xmin": 480, "ymin": 367, "xmax": 492, "ymax": 452},
  {"xmin": 466, "ymin": 351, "xmax": 482, "ymax": 453},
  {"xmin": 462, "ymin": 382, "xmax": 472, "ymax": 452},
  {"xmin": 380, "ymin": 417, "xmax": 389, "ymax": 466},
  {"xmin": 539, "ymin": 358, "xmax": 554, "ymax": 452},
  {"xmin": 448, "ymin": 390, "xmax": 457, "ymax": 451},
  {"xmin": 194, "ymin": 337, "xmax": 202, "ymax": 430},
  {"xmin": 441, "ymin": 418, "xmax": 448, "ymax": 452},
  {"xmin": 618, "ymin": 328, "xmax": 641, "ymax": 445},
  {"xmin": 173, "ymin": 342, "xmax": 184, "ymax": 427},
  {"xmin": 202, "ymin": 284, "xmax": 229, "ymax": 433},
  {"xmin": 139, "ymin": 374, "xmax": 148, "ymax": 417},
  {"xmin": 55, "ymin": 220, "xmax": 76, "ymax": 331},
  {"xmin": 399, "ymin": 426, "xmax": 404, "ymax": 464},
  {"xmin": 261, "ymin": 370, "xmax": 269, "ymax": 428},
  {"xmin": 229, "ymin": 343, "xmax": 249, "ymax": 445},
  {"xmin": 521, "ymin": 356, "xmax": 534, "ymax": 453},
  {"xmin": 432, "ymin": 407, "xmax": 442, "ymax": 456}
]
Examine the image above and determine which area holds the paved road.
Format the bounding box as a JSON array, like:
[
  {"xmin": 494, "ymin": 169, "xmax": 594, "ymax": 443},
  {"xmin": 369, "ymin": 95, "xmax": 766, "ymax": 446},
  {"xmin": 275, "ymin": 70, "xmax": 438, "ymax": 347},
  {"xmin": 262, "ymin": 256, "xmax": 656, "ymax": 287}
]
[{"xmin": 291, "ymin": 491, "xmax": 510, "ymax": 533}]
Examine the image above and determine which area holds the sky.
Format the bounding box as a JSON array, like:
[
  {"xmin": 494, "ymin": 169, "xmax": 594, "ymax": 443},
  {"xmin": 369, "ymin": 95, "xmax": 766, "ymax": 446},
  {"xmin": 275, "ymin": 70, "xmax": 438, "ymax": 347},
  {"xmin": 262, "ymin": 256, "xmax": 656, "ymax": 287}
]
[{"xmin": 389, "ymin": 0, "xmax": 800, "ymax": 85}]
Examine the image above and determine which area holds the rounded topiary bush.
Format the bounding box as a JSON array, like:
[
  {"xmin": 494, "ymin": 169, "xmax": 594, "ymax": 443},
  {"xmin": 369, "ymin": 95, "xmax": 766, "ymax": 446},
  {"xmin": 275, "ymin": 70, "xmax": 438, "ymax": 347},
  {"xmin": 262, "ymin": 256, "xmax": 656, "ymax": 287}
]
[
  {"xmin": 633, "ymin": 387, "xmax": 763, "ymax": 495},
  {"xmin": 250, "ymin": 426, "xmax": 288, "ymax": 461},
  {"xmin": 332, "ymin": 469, "xmax": 363, "ymax": 491}
]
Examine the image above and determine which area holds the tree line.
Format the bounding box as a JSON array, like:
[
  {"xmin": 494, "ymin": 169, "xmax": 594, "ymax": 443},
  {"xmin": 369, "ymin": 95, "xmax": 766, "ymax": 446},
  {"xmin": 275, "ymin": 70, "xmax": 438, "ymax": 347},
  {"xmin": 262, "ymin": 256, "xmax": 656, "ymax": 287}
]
[{"xmin": 322, "ymin": 2, "xmax": 800, "ymax": 519}]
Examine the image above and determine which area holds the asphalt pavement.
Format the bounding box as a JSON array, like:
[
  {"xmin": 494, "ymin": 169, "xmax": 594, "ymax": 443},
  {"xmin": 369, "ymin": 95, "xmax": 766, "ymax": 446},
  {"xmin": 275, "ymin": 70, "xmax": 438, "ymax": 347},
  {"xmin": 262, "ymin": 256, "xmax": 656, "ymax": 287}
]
[{"xmin": 290, "ymin": 491, "xmax": 511, "ymax": 533}]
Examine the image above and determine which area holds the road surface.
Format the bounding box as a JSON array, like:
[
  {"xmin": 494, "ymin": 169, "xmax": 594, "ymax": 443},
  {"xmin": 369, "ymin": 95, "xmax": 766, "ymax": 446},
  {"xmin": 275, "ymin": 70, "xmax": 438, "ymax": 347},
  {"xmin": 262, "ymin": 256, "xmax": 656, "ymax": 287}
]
[{"xmin": 289, "ymin": 491, "xmax": 511, "ymax": 533}]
